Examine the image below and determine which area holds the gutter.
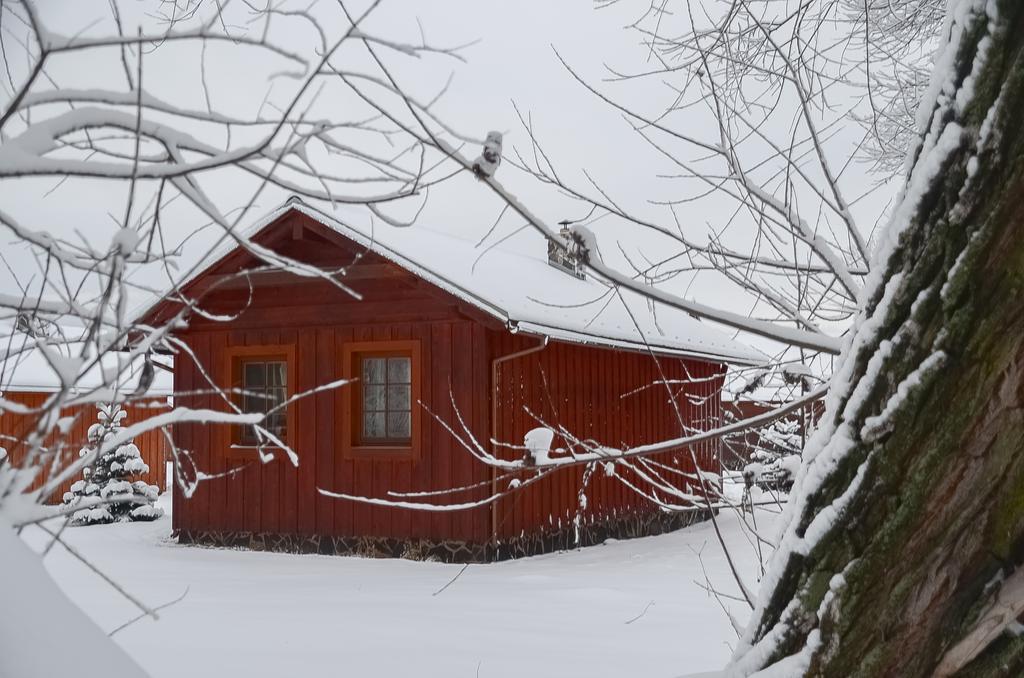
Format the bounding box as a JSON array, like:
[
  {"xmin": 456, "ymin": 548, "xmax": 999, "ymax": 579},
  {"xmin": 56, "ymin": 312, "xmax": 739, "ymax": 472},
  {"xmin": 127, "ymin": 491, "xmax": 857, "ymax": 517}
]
[{"xmin": 489, "ymin": 335, "xmax": 548, "ymax": 554}]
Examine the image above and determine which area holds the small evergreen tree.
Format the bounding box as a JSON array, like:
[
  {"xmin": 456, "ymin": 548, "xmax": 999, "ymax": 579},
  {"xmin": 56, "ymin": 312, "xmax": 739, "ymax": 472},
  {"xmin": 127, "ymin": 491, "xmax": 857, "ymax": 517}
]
[{"xmin": 61, "ymin": 403, "xmax": 163, "ymax": 525}]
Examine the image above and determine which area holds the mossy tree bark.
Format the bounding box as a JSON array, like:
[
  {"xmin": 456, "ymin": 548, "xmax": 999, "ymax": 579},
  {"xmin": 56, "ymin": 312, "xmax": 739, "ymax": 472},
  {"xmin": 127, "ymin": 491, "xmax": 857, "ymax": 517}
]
[{"xmin": 742, "ymin": 1, "xmax": 1024, "ymax": 675}]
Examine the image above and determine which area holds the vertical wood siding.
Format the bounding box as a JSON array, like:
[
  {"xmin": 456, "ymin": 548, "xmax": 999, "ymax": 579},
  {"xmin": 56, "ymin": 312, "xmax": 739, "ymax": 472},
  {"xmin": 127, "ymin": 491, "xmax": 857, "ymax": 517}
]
[
  {"xmin": 489, "ymin": 333, "xmax": 725, "ymax": 543},
  {"xmin": 1, "ymin": 392, "xmax": 169, "ymax": 503},
  {"xmin": 173, "ymin": 320, "xmax": 492, "ymax": 543}
]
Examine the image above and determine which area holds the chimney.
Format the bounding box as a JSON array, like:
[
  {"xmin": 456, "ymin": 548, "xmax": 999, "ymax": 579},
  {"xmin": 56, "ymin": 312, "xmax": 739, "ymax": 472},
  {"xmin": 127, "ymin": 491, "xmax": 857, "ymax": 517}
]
[{"xmin": 547, "ymin": 221, "xmax": 586, "ymax": 280}]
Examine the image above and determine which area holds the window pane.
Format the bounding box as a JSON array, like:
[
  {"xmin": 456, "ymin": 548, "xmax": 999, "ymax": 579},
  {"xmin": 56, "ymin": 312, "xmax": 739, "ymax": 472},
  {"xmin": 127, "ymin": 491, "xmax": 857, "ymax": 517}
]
[
  {"xmin": 243, "ymin": 362, "xmax": 265, "ymax": 388},
  {"xmin": 363, "ymin": 412, "xmax": 386, "ymax": 439},
  {"xmin": 388, "ymin": 357, "xmax": 411, "ymax": 383},
  {"xmin": 268, "ymin": 362, "xmax": 286, "ymax": 386},
  {"xmin": 387, "ymin": 411, "xmax": 411, "ymax": 439},
  {"xmin": 238, "ymin": 358, "xmax": 289, "ymax": 446},
  {"xmin": 363, "ymin": 358, "xmax": 386, "ymax": 384},
  {"xmin": 265, "ymin": 387, "xmax": 286, "ymax": 414},
  {"xmin": 387, "ymin": 384, "xmax": 411, "ymax": 411},
  {"xmin": 243, "ymin": 393, "xmax": 263, "ymax": 415},
  {"xmin": 364, "ymin": 384, "xmax": 386, "ymax": 411},
  {"xmin": 268, "ymin": 413, "xmax": 286, "ymax": 438}
]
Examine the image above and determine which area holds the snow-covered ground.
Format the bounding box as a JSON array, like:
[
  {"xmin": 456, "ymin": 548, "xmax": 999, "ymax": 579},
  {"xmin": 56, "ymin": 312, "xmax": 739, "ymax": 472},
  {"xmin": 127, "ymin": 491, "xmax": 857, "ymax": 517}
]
[{"xmin": 22, "ymin": 495, "xmax": 776, "ymax": 678}]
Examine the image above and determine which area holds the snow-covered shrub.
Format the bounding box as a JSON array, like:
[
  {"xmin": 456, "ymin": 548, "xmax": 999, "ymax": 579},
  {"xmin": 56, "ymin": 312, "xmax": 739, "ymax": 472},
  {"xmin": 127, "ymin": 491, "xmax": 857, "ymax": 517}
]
[
  {"xmin": 743, "ymin": 417, "xmax": 802, "ymax": 491},
  {"xmin": 750, "ymin": 416, "xmax": 802, "ymax": 462},
  {"xmin": 60, "ymin": 403, "xmax": 163, "ymax": 525}
]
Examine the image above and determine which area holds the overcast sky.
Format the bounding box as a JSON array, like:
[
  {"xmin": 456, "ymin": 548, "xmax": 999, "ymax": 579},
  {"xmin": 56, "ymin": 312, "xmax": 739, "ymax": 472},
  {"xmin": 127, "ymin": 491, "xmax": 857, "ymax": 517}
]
[{"xmin": 1, "ymin": 0, "xmax": 900, "ymax": 360}]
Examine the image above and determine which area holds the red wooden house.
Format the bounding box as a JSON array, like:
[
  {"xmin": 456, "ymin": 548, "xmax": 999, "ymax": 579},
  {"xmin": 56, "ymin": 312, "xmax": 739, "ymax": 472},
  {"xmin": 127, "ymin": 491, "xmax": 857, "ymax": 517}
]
[{"xmin": 140, "ymin": 199, "xmax": 763, "ymax": 561}]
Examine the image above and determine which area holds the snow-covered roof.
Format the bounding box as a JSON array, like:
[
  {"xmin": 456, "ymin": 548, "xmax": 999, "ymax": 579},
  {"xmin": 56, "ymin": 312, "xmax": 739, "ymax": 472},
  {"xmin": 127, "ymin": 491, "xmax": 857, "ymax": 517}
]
[
  {"xmin": 145, "ymin": 199, "xmax": 766, "ymax": 365},
  {"xmin": 0, "ymin": 341, "xmax": 173, "ymax": 395}
]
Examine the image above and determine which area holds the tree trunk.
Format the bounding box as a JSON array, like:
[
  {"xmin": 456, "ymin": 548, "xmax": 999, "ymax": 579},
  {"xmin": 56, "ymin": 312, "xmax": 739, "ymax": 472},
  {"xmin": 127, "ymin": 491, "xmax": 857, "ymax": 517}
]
[{"xmin": 738, "ymin": 1, "xmax": 1024, "ymax": 675}]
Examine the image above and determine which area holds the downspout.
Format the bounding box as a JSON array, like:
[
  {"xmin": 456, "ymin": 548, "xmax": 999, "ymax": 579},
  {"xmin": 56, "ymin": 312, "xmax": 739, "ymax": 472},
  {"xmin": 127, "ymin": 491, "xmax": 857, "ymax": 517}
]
[{"xmin": 490, "ymin": 334, "xmax": 548, "ymax": 557}]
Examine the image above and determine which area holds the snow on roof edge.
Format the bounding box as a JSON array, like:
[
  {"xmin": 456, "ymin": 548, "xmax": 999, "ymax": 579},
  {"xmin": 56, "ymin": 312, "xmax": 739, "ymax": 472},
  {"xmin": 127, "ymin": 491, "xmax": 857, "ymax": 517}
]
[
  {"xmin": 0, "ymin": 348, "xmax": 173, "ymax": 395},
  {"xmin": 134, "ymin": 199, "xmax": 767, "ymax": 366},
  {"xmin": 293, "ymin": 202, "xmax": 766, "ymax": 366},
  {"xmin": 512, "ymin": 321, "xmax": 761, "ymax": 366}
]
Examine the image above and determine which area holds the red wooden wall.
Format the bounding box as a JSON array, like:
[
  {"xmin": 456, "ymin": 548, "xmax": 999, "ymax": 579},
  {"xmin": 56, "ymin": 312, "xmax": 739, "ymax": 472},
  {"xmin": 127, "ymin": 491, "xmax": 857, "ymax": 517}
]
[
  {"xmin": 489, "ymin": 333, "xmax": 724, "ymax": 542},
  {"xmin": 174, "ymin": 321, "xmax": 494, "ymax": 544},
  {"xmin": 161, "ymin": 209, "xmax": 726, "ymax": 547},
  {"xmin": 1, "ymin": 392, "xmax": 169, "ymax": 503}
]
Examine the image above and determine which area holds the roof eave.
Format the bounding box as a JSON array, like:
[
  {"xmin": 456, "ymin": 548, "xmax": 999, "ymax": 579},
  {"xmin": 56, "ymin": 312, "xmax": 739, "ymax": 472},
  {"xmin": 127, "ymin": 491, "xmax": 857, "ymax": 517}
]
[{"xmin": 511, "ymin": 321, "xmax": 767, "ymax": 367}]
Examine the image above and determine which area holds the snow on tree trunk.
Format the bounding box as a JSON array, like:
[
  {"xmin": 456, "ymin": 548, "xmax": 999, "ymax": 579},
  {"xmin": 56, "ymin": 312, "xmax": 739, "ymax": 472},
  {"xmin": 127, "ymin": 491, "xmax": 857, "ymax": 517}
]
[
  {"xmin": 732, "ymin": 0, "xmax": 1024, "ymax": 675},
  {"xmin": 61, "ymin": 403, "xmax": 163, "ymax": 525}
]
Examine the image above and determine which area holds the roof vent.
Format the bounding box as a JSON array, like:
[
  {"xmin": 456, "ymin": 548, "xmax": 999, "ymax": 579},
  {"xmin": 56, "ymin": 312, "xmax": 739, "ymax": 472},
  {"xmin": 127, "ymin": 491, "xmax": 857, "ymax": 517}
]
[{"xmin": 547, "ymin": 221, "xmax": 586, "ymax": 280}]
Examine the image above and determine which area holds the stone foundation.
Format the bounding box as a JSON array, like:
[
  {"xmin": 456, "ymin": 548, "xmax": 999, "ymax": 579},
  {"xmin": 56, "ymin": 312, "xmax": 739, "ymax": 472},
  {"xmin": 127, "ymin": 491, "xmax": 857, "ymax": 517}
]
[
  {"xmin": 173, "ymin": 508, "xmax": 712, "ymax": 563},
  {"xmin": 493, "ymin": 507, "xmax": 711, "ymax": 561},
  {"xmin": 174, "ymin": 529, "xmax": 488, "ymax": 562}
]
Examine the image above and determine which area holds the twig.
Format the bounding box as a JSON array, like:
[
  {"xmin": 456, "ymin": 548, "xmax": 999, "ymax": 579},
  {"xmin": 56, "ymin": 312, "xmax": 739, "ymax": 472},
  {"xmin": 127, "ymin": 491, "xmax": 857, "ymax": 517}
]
[
  {"xmin": 109, "ymin": 586, "xmax": 191, "ymax": 637},
  {"xmin": 624, "ymin": 600, "xmax": 655, "ymax": 624},
  {"xmin": 432, "ymin": 563, "xmax": 469, "ymax": 596}
]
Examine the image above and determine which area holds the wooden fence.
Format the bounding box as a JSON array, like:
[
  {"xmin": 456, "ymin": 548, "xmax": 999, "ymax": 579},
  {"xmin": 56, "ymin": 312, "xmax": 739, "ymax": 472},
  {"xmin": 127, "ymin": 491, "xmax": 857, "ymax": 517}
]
[{"xmin": 1, "ymin": 392, "xmax": 170, "ymax": 504}]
